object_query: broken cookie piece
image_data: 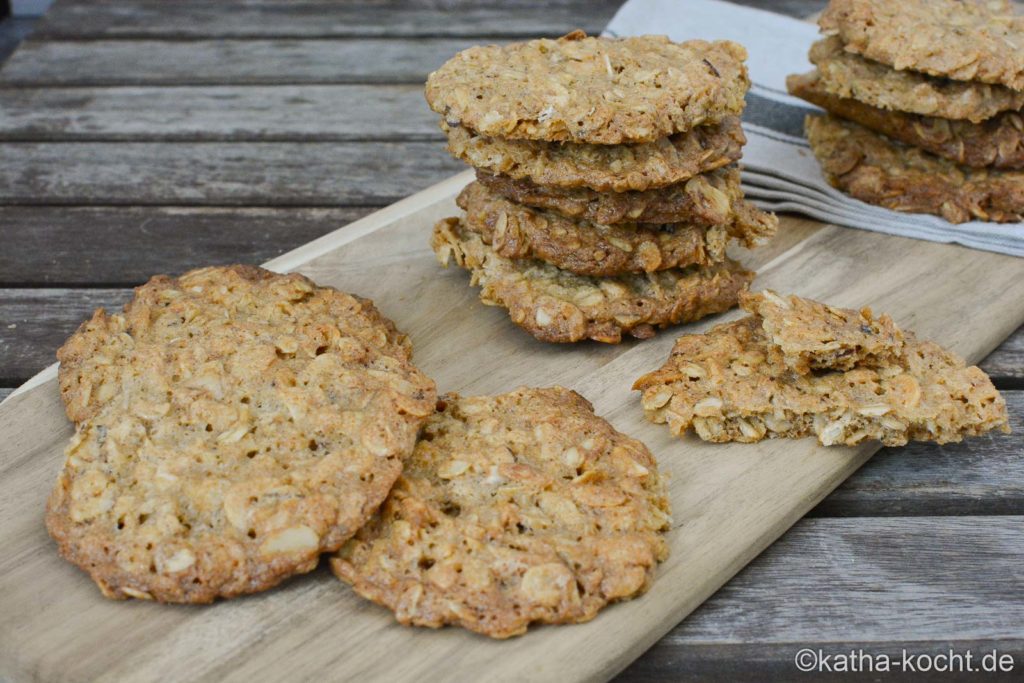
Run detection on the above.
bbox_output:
[739,289,903,374]
[635,292,1009,447]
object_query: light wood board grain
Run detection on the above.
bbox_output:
[1,170,1022,683]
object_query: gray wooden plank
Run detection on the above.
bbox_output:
[0,3,829,85]
[0,85,441,141]
[33,0,620,39]
[0,288,132,383]
[649,516,1024,645]
[0,206,374,285]
[0,39,480,85]
[0,142,464,205]
[0,18,37,64]
[982,331,1024,388]
[620,640,1024,682]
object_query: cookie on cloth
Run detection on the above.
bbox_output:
[331,387,671,638]
[805,114,1024,224]
[443,117,745,193]
[819,0,1024,89]
[457,181,729,276]
[787,71,1024,169]
[807,36,1024,123]
[49,265,437,603]
[426,30,749,144]
[431,217,753,344]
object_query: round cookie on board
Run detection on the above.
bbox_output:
[332,387,672,638]
[48,265,437,603]
[426,30,749,144]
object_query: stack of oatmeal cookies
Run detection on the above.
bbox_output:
[426,31,778,343]
[788,0,1024,224]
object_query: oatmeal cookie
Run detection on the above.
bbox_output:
[331,387,671,638]
[806,114,1024,224]
[432,217,753,343]
[425,30,749,144]
[808,37,1024,123]
[457,181,728,276]
[787,71,1024,169]
[476,168,779,241]
[634,312,1009,447]
[819,0,1024,90]
[443,117,745,193]
[739,289,903,374]
[49,265,437,603]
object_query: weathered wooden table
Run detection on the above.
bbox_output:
[0,1,1021,680]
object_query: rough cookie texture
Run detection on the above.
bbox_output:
[806,114,1024,224]
[331,387,671,638]
[49,265,437,603]
[819,0,1024,90]
[443,117,745,193]
[788,71,1024,169]
[432,217,753,343]
[457,181,727,276]
[425,30,749,144]
[808,36,1024,123]
[476,168,779,242]
[739,289,903,374]
[634,311,1009,447]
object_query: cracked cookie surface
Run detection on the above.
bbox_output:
[819,0,1024,90]
[806,114,1024,224]
[634,303,1009,448]
[475,168,779,239]
[443,117,744,193]
[426,30,749,144]
[458,181,728,276]
[331,387,671,639]
[788,71,1024,169]
[739,289,903,374]
[431,217,753,344]
[807,36,1024,123]
[49,265,437,603]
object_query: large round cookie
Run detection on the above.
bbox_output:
[807,36,1024,123]
[426,30,749,144]
[49,265,437,603]
[331,387,671,639]
[819,0,1024,90]
[787,71,1024,170]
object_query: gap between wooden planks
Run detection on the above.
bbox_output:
[1,170,1022,683]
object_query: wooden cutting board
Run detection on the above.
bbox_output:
[1,169,1022,682]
